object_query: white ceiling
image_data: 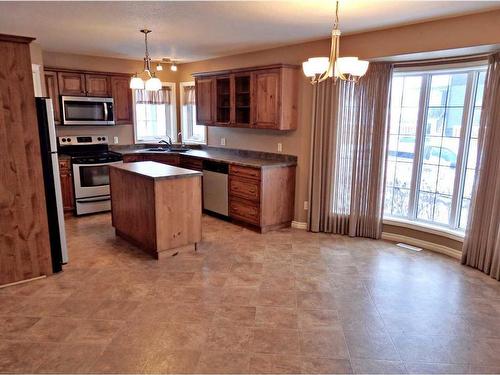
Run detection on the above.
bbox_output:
[0,1,499,63]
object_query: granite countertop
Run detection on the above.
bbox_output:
[112,145,297,169]
[111,161,203,181]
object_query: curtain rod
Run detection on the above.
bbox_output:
[392,53,491,68]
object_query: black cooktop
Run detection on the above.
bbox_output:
[69,150,122,165]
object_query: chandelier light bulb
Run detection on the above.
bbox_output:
[156,63,163,71]
[170,63,178,72]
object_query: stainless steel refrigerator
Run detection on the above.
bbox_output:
[36,97,68,272]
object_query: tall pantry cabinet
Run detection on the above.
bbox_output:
[0,34,53,286]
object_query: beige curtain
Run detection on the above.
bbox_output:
[183,85,196,105]
[308,63,392,239]
[461,52,500,280]
[134,87,171,104]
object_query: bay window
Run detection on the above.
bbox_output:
[384,65,486,231]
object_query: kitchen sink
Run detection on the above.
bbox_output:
[146,147,170,152]
[169,147,190,152]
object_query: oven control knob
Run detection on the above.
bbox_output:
[61,138,66,142]
[97,137,102,141]
[67,138,72,142]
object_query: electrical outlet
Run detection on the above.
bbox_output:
[113,136,119,144]
[303,201,309,210]
[220,137,226,146]
[277,143,283,152]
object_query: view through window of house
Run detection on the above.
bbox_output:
[384,66,486,230]
[180,82,206,144]
[134,83,176,143]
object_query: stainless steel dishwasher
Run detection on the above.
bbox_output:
[202,160,229,217]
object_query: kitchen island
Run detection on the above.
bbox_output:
[109,161,202,259]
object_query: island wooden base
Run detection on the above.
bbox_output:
[115,229,196,259]
[110,162,202,260]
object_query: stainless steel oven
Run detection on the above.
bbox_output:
[72,160,122,215]
[61,96,115,125]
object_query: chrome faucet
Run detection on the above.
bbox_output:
[159,136,172,149]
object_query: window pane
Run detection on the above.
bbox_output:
[419,165,438,192]
[444,108,463,137]
[436,166,456,195]
[471,107,481,138]
[475,71,486,106]
[434,195,452,224]
[402,76,422,107]
[425,108,445,136]
[429,74,449,106]
[459,198,471,229]
[392,187,410,217]
[447,73,467,106]
[417,192,435,221]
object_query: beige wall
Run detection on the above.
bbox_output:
[34,9,500,243]
[177,9,500,226]
[42,51,179,145]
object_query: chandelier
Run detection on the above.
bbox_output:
[130,29,162,91]
[302,0,369,84]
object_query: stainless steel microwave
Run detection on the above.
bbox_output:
[61,96,115,125]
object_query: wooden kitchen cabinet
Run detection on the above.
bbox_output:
[195,77,215,125]
[44,68,133,125]
[252,69,280,129]
[123,153,179,166]
[110,76,133,125]
[228,164,295,232]
[58,158,75,213]
[44,70,61,124]
[0,34,53,285]
[179,155,203,171]
[57,71,86,96]
[86,74,110,97]
[193,64,298,130]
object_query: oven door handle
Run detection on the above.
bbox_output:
[76,196,111,203]
[72,161,123,169]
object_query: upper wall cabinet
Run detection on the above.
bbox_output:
[196,77,215,125]
[193,64,298,131]
[85,74,110,97]
[58,71,86,96]
[44,68,133,125]
[110,76,133,125]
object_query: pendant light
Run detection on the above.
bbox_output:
[303,0,369,84]
[130,29,162,91]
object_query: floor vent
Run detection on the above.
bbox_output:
[396,243,423,252]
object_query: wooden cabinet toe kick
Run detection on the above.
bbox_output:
[115,229,197,259]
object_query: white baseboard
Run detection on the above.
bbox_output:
[291,221,307,230]
[381,232,462,260]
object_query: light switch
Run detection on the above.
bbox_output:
[113,136,119,144]
[277,143,283,152]
[220,137,226,146]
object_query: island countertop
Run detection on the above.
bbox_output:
[111,161,203,180]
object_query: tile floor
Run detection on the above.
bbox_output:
[1,213,499,374]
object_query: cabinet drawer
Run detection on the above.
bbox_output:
[229,198,260,225]
[229,165,261,180]
[180,156,203,171]
[229,176,260,202]
[123,155,144,163]
[150,154,180,166]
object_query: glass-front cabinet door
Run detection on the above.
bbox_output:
[215,76,231,125]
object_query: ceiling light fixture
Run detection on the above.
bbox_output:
[161,58,178,72]
[130,29,162,91]
[303,0,369,84]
